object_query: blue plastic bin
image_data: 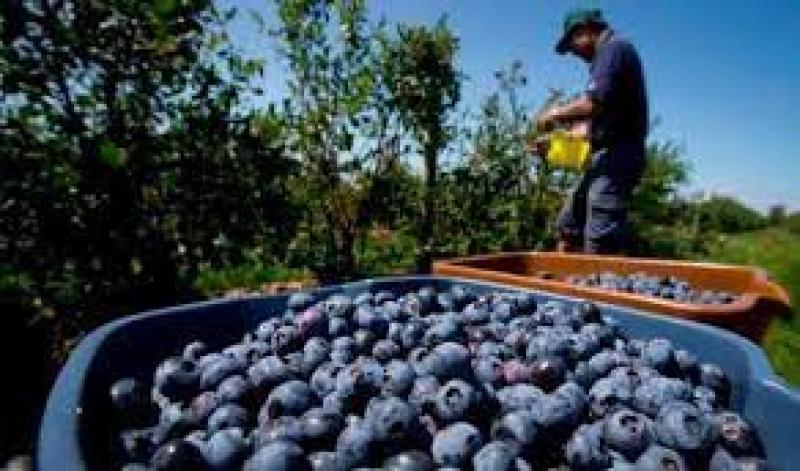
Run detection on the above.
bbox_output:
[38,276,800,470]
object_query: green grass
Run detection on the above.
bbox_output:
[699,228,800,385]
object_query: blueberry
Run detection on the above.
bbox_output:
[635,445,688,470]
[215,375,251,405]
[152,403,192,445]
[372,339,401,363]
[203,428,248,470]
[400,321,426,350]
[699,363,731,407]
[473,356,505,385]
[308,451,347,471]
[434,379,478,423]
[423,342,470,379]
[382,450,435,471]
[489,301,514,323]
[709,447,767,471]
[476,341,512,360]
[301,407,344,449]
[322,386,360,416]
[297,306,328,338]
[252,416,305,447]
[327,317,351,338]
[374,290,396,305]
[255,319,282,342]
[383,360,417,396]
[183,341,209,362]
[119,428,156,462]
[323,293,354,314]
[603,409,653,460]
[310,362,343,397]
[712,412,762,457]
[207,404,249,433]
[491,410,538,448]
[502,359,534,385]
[608,365,659,388]
[330,337,357,365]
[423,318,463,347]
[526,331,571,360]
[589,376,634,418]
[287,292,315,311]
[653,401,713,455]
[633,377,692,417]
[110,378,151,421]
[365,396,415,441]
[354,306,388,336]
[353,328,378,353]
[641,338,677,375]
[271,325,301,355]
[566,423,611,470]
[154,357,200,401]
[188,391,219,425]
[200,356,244,390]
[248,356,294,392]
[243,440,310,471]
[528,356,567,392]
[674,349,699,380]
[463,303,490,325]
[336,357,384,395]
[335,418,377,468]
[408,376,441,412]
[472,441,521,471]
[303,337,331,371]
[496,384,545,413]
[571,362,599,389]
[588,350,631,378]
[431,422,483,467]
[530,388,585,432]
[150,439,207,470]
[121,463,150,471]
[264,380,314,418]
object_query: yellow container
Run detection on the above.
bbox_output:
[546,129,591,171]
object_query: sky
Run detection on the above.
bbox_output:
[221,0,800,212]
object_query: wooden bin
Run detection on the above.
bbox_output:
[433,252,791,340]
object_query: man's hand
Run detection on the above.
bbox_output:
[536,105,562,131]
[525,134,550,156]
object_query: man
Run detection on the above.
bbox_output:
[537,8,648,254]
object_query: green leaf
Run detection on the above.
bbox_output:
[153,0,177,17]
[99,140,127,168]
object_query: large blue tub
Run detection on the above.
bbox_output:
[38,276,800,469]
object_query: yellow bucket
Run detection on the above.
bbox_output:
[545,129,591,171]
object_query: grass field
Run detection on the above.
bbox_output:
[700,228,800,385]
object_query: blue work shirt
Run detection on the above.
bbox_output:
[587,31,648,164]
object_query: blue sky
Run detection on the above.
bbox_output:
[222,0,799,211]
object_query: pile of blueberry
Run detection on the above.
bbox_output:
[565,272,738,305]
[109,286,766,470]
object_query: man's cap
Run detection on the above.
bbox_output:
[555,8,608,54]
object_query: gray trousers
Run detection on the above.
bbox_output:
[557,147,645,254]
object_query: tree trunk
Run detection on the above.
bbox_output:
[417,140,438,273]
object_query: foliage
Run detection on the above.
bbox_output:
[272,0,402,279]
[695,195,767,234]
[380,18,461,271]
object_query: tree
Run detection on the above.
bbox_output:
[0,0,298,457]
[769,205,787,226]
[272,0,396,279]
[380,19,461,272]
